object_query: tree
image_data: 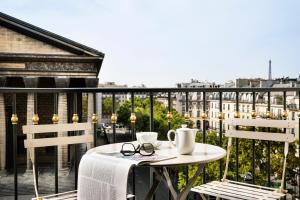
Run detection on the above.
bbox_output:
[102,97,120,117]
[116,97,186,140]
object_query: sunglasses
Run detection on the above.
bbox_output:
[120,143,155,156]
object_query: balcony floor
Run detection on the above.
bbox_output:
[0,169,75,199]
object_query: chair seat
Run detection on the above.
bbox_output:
[32,191,135,200]
[191,180,286,200]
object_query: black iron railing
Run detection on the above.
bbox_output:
[0,87,299,200]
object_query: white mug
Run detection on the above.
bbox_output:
[136,132,158,145]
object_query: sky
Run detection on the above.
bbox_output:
[1,0,300,87]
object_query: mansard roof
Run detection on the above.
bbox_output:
[0,12,104,57]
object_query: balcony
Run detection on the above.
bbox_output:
[0,87,299,200]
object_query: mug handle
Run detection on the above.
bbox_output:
[167,130,176,147]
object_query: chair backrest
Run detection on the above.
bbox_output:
[23,122,93,199]
[23,122,93,149]
[224,118,297,143]
[222,118,297,192]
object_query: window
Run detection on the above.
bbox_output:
[223,104,225,110]
[228,104,230,110]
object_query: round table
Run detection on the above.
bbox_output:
[87,141,226,200]
[88,141,226,166]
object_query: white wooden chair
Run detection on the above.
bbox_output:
[23,122,135,200]
[191,118,297,200]
[23,122,93,200]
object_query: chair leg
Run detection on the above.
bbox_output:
[200,193,207,200]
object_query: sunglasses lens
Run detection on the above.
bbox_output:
[140,143,154,156]
[121,143,135,156]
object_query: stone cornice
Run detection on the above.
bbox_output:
[0,71,96,78]
[0,53,103,63]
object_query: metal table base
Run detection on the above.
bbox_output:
[145,164,204,200]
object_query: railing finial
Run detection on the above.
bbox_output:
[32,114,39,125]
[11,114,18,125]
[52,114,59,124]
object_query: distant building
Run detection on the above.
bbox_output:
[174,79,217,125]
[208,77,300,131]
[126,84,148,100]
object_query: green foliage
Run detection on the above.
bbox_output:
[102,97,120,116]
[82,95,87,120]
[116,97,186,140]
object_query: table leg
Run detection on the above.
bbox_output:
[160,165,204,200]
[145,165,204,200]
[144,168,163,200]
[162,167,178,199]
[177,164,204,200]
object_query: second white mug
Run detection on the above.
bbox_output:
[136,132,158,145]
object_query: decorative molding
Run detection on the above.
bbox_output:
[26,62,97,72]
[0,63,25,69]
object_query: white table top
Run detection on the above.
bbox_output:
[87,141,226,167]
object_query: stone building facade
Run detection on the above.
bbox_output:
[0,12,104,171]
[208,79,300,132]
[175,79,214,126]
